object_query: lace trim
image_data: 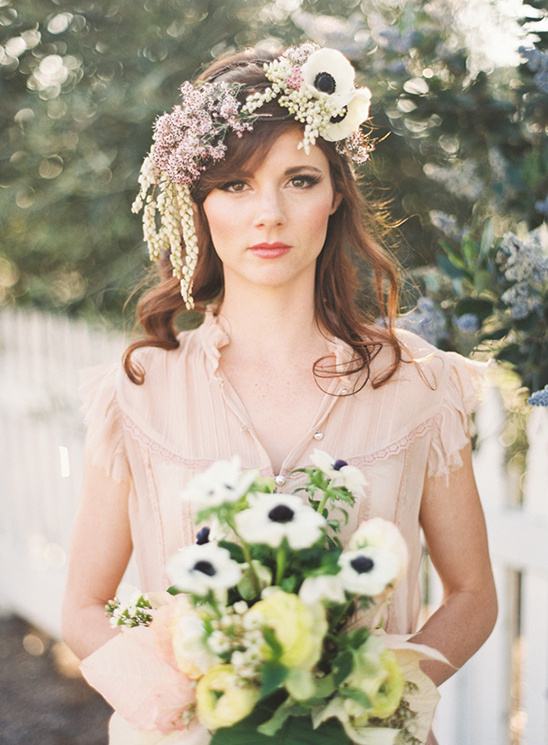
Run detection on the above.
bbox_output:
[121,409,439,472]
[281,416,440,480]
[120,411,210,469]
[348,415,439,468]
[120,410,274,475]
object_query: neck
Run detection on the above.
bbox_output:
[217,282,326,361]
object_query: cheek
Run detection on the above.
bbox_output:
[299,194,336,241]
[203,196,235,248]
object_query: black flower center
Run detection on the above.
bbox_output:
[350,556,375,574]
[268,505,295,523]
[193,560,216,576]
[195,527,210,545]
[330,107,348,124]
[334,459,348,471]
[314,71,337,95]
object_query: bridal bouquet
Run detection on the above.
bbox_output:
[82,451,444,745]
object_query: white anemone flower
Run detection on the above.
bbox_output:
[348,517,408,586]
[338,546,401,597]
[235,493,326,549]
[299,574,346,606]
[323,89,371,142]
[167,543,242,596]
[181,456,258,507]
[301,48,355,100]
[309,449,367,498]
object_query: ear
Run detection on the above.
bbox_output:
[330,192,343,215]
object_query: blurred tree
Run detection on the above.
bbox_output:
[0,0,302,322]
[0,0,546,326]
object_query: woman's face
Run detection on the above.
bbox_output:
[202,127,341,295]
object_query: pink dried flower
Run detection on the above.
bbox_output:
[286,67,303,90]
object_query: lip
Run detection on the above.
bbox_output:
[248,242,292,258]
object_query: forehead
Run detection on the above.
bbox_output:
[237,127,330,176]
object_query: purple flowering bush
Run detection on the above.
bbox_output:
[404,219,548,401]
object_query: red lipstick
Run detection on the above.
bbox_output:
[248,242,291,258]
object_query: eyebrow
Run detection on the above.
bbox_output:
[229,165,324,180]
[284,166,324,176]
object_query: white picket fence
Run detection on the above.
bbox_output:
[1,308,547,745]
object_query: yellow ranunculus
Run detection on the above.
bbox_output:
[251,591,327,671]
[345,636,405,723]
[196,664,260,730]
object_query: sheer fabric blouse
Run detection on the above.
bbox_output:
[80,311,486,636]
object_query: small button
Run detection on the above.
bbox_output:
[313,431,324,440]
[275,475,286,486]
[341,387,348,395]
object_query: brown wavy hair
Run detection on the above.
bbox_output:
[123,46,403,390]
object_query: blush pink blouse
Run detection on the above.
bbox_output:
[80,311,486,638]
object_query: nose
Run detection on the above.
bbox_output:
[252,187,285,229]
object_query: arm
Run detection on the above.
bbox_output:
[62,450,133,660]
[411,442,497,686]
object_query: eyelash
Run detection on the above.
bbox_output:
[218,175,321,192]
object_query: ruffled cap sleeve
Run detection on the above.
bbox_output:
[426,352,489,480]
[79,363,130,483]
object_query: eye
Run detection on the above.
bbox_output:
[218,180,249,193]
[289,174,321,189]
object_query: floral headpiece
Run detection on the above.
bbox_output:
[132,44,373,309]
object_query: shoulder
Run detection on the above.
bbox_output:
[366,327,488,428]
[117,327,203,400]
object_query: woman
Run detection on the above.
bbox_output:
[62,43,497,742]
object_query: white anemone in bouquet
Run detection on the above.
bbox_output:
[338,545,401,596]
[180,456,259,507]
[348,516,409,582]
[310,449,367,497]
[235,493,326,549]
[167,543,242,597]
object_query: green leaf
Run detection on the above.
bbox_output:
[263,627,283,660]
[332,650,354,686]
[257,699,304,736]
[210,702,351,745]
[479,219,495,261]
[472,269,494,294]
[260,662,288,699]
[437,253,465,280]
[515,313,540,332]
[340,686,373,709]
[280,575,297,593]
[495,344,522,365]
[218,540,246,563]
[346,627,370,650]
[462,235,479,266]
[455,297,494,320]
[479,326,508,342]
[439,240,466,268]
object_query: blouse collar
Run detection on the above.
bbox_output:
[197,308,356,387]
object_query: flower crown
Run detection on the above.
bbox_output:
[132,43,373,309]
